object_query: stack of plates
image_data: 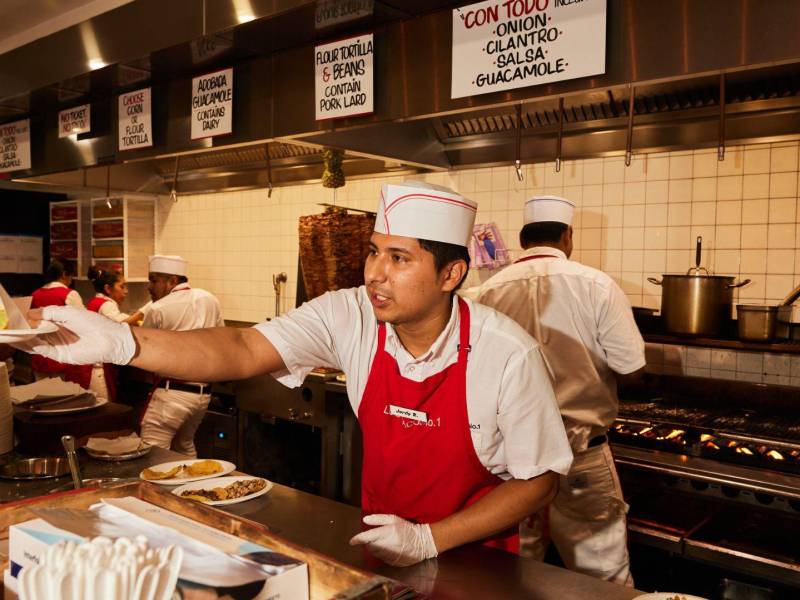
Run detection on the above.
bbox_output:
[0,363,12,454]
[10,378,104,415]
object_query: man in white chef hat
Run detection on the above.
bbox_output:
[18,181,572,567]
[139,255,224,456]
[465,195,645,586]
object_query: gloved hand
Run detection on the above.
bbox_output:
[349,514,438,567]
[13,306,137,366]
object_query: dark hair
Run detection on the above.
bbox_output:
[417,238,471,291]
[176,275,188,284]
[87,265,123,294]
[520,222,568,248]
[45,258,77,282]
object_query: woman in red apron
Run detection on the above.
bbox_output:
[71,266,146,400]
[30,258,84,382]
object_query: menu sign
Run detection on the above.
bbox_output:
[58,104,91,138]
[118,88,153,151]
[0,119,31,172]
[314,0,374,29]
[315,33,374,120]
[191,68,233,139]
[451,0,606,99]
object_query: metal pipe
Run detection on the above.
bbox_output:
[266,144,273,198]
[718,72,727,161]
[555,97,564,172]
[105,166,112,208]
[170,156,180,202]
[514,103,523,181]
[625,84,635,166]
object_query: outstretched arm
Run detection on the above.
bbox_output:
[19,306,286,381]
[129,325,285,381]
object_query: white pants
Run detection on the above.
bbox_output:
[521,443,634,587]
[140,387,210,458]
[89,365,109,401]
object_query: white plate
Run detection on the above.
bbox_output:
[172,476,272,506]
[139,459,236,485]
[85,444,153,461]
[0,321,58,343]
[633,594,709,600]
[27,396,107,415]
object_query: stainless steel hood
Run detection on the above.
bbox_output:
[4,0,800,195]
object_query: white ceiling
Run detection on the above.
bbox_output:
[0,0,133,56]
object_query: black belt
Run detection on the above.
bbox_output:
[157,380,207,394]
[587,434,608,448]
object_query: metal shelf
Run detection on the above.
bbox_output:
[643,333,800,354]
[91,216,123,222]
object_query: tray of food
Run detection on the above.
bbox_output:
[140,459,235,485]
[173,476,272,505]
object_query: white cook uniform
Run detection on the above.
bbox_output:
[254,286,573,481]
[140,283,224,457]
[467,246,645,586]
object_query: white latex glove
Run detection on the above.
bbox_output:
[13,305,137,366]
[349,514,438,567]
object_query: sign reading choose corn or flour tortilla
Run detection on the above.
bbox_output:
[451,0,607,99]
[118,88,152,151]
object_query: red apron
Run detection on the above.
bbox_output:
[70,296,118,401]
[30,286,83,383]
[358,297,518,553]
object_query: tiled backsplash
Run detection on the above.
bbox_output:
[156,140,800,385]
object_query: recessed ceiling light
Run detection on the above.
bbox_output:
[88,58,107,71]
[237,13,255,23]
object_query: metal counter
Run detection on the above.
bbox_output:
[1,447,643,599]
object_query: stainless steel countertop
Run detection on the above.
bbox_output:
[1,447,643,599]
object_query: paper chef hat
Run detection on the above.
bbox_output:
[523,195,576,226]
[374,181,477,247]
[149,255,188,276]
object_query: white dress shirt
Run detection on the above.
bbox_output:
[142,283,224,331]
[42,281,83,307]
[466,247,646,452]
[254,287,573,481]
[93,294,130,323]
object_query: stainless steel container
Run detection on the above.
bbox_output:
[647,237,750,336]
[737,305,778,342]
[0,458,69,479]
[648,274,749,336]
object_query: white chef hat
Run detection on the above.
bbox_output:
[523,195,575,226]
[148,255,188,276]
[374,181,477,247]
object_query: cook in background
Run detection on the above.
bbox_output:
[139,255,224,457]
[30,258,85,382]
[465,195,645,586]
[18,182,573,568]
[71,265,151,401]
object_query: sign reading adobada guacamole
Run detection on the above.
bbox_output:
[451,0,606,99]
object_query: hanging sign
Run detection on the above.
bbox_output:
[451,0,607,99]
[58,104,91,138]
[315,33,374,120]
[315,0,374,29]
[118,87,152,151]
[0,119,31,172]
[191,68,233,139]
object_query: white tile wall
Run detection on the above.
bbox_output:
[157,141,800,384]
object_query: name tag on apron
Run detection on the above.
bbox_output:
[387,405,428,423]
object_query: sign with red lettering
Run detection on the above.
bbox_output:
[451,0,606,99]
[315,33,374,120]
[0,119,31,172]
[118,87,152,151]
[191,68,233,139]
[58,104,90,138]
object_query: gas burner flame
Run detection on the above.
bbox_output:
[735,446,754,456]
[766,450,785,461]
[700,434,714,442]
[665,429,685,440]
